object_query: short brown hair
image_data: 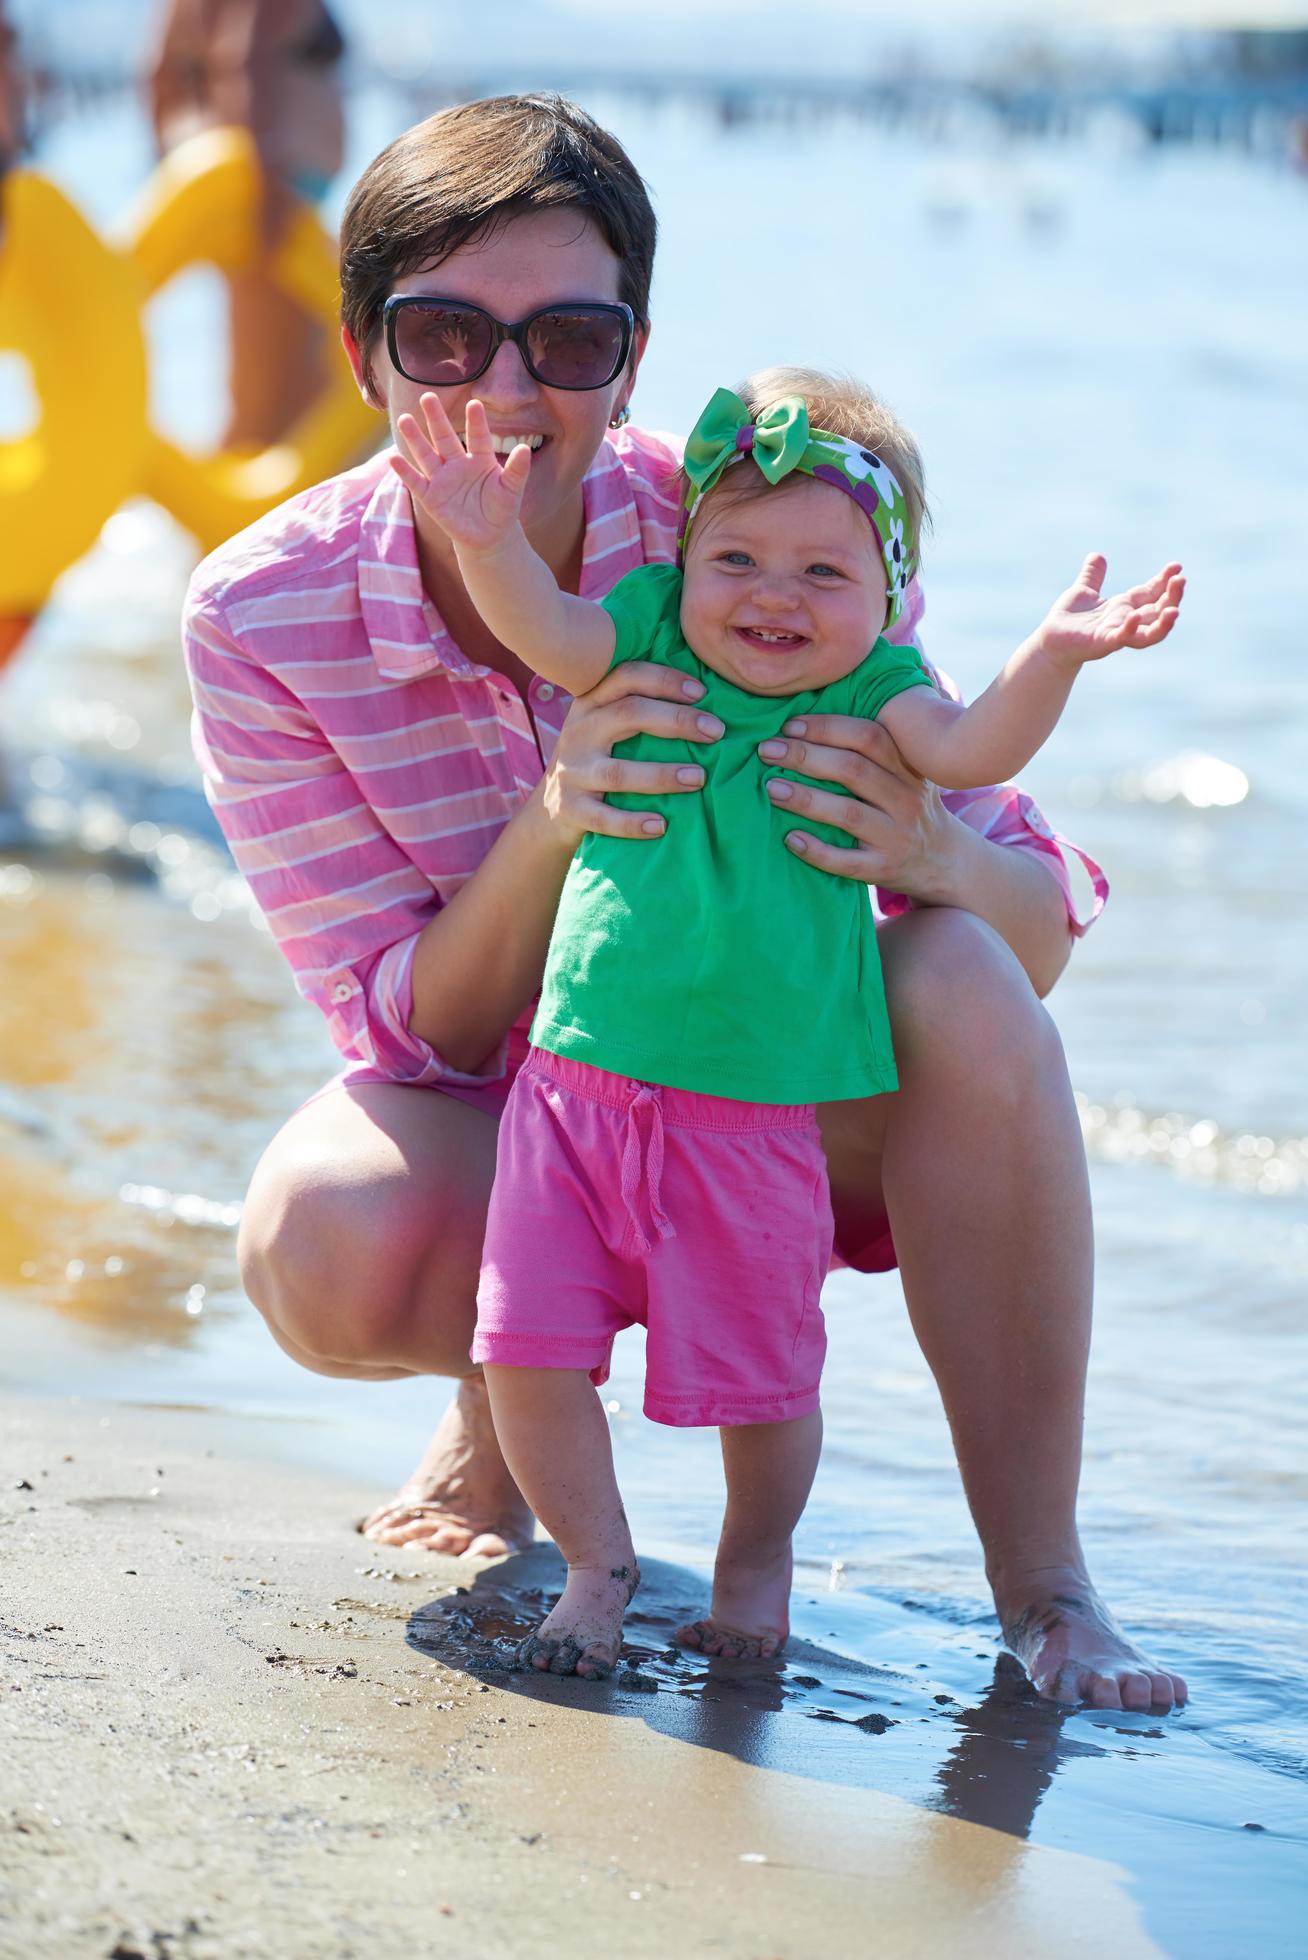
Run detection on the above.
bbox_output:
[730,366,930,560]
[340,93,657,403]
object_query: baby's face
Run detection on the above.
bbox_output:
[679,474,888,697]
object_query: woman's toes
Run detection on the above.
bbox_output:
[463,1530,513,1559]
[413,1524,475,1554]
[1087,1672,1124,1710]
[359,1513,407,1543]
[1146,1671,1178,1709]
[1120,1671,1155,1713]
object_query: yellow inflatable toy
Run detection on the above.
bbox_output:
[119,127,376,553]
[0,170,150,624]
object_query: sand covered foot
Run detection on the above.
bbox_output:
[675,1545,792,1660]
[517,1562,641,1680]
[359,1380,535,1558]
[998,1565,1189,1711]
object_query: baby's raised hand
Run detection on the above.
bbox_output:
[1035,553,1185,667]
[390,395,532,554]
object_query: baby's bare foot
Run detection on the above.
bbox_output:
[675,1544,792,1660]
[997,1563,1189,1711]
[517,1561,641,1680]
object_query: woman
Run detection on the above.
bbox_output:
[184,93,1185,1712]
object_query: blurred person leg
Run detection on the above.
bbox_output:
[145,0,345,448]
[0,0,24,184]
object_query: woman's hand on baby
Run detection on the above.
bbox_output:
[758,716,954,895]
[390,395,530,554]
[542,662,724,851]
[1031,553,1185,668]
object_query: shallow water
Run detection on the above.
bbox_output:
[2,83,1306,1957]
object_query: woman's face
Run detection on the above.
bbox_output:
[345,208,645,544]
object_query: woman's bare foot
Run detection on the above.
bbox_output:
[996,1562,1188,1711]
[675,1544,793,1660]
[517,1562,641,1679]
[359,1379,536,1557]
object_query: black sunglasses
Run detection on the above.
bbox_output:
[383,296,635,392]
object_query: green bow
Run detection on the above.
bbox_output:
[677,383,919,626]
[682,388,812,507]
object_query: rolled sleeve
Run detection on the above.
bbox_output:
[341,935,508,1088]
[874,783,1108,938]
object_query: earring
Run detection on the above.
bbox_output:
[609,405,631,429]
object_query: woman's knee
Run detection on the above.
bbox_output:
[237,1147,483,1370]
[881,907,1067,1095]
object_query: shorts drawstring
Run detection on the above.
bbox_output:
[619,1083,675,1252]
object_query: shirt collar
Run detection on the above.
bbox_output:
[358,440,644,683]
[358,462,465,683]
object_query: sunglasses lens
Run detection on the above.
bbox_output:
[526,309,626,389]
[393,303,491,384]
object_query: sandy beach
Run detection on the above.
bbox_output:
[0,1391,1169,1960]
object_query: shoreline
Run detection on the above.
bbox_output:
[0,1391,1162,1959]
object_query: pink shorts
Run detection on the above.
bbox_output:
[307,1025,898,1275]
[472,1049,834,1428]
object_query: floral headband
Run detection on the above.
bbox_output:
[680,387,917,625]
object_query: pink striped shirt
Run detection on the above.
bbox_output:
[183,427,1105,1094]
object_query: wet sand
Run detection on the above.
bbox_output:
[0,1391,1166,1960]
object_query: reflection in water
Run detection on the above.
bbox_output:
[932,1652,1106,1837]
[401,1548,1111,1842]
[0,895,103,1088]
[0,1148,236,1348]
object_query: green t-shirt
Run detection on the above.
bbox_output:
[531,563,935,1103]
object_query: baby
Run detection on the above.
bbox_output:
[392,369,1184,1679]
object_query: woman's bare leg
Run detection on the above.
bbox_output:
[482,1366,639,1679]
[819,906,1187,1713]
[676,1410,823,1660]
[237,1081,533,1557]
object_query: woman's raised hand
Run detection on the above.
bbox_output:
[1033,553,1185,667]
[390,395,532,554]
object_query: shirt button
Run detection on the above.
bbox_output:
[331,982,353,1004]
[535,682,555,702]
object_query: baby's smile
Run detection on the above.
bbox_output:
[679,473,888,698]
[735,626,808,646]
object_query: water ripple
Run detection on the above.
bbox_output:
[1077,1093,1305,1197]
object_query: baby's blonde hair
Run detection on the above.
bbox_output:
[726,366,929,560]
